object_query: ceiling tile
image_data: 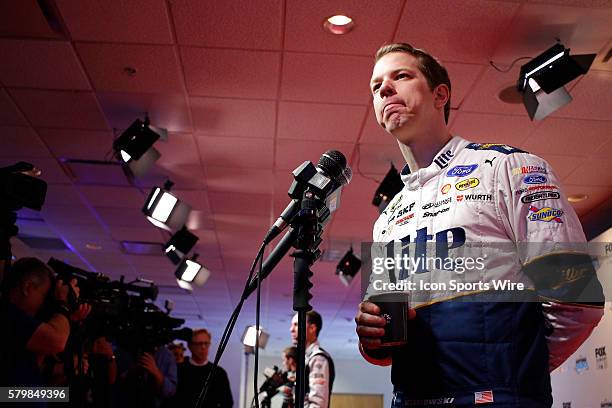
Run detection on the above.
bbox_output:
[450,112,538,148]
[43,184,82,206]
[0,126,50,158]
[459,66,528,115]
[182,47,281,99]
[285,0,402,55]
[9,89,109,130]
[76,185,146,208]
[445,63,487,109]
[395,0,520,63]
[208,191,272,216]
[185,210,216,230]
[278,102,365,142]
[94,206,153,228]
[592,137,612,158]
[492,3,612,65]
[196,135,274,169]
[212,214,272,235]
[36,128,114,160]
[190,97,276,138]
[359,113,395,144]
[354,142,404,176]
[275,139,355,171]
[522,117,612,156]
[0,39,90,90]
[96,92,193,133]
[0,156,71,184]
[205,166,275,194]
[550,70,612,121]
[0,0,60,38]
[140,132,207,189]
[0,88,28,126]
[281,53,372,104]
[563,184,612,213]
[540,155,586,181]
[41,204,100,225]
[329,175,381,221]
[170,189,211,212]
[564,158,612,186]
[170,0,283,49]
[75,43,183,93]
[108,226,164,243]
[56,0,173,43]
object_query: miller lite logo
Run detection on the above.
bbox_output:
[434,149,454,169]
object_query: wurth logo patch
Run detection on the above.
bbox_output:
[456,194,492,202]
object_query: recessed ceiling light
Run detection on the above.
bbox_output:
[323,15,354,35]
[568,194,588,203]
[85,243,102,250]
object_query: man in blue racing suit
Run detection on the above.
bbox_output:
[354,43,604,408]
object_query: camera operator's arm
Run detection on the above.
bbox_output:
[26,279,90,354]
[139,350,177,398]
[25,279,72,354]
[92,337,117,385]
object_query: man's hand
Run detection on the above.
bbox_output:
[138,352,164,387]
[54,278,79,303]
[70,303,91,322]
[355,301,416,349]
[355,301,387,349]
[92,337,114,358]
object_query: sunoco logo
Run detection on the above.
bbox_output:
[455,178,479,191]
[527,205,563,223]
[520,191,560,203]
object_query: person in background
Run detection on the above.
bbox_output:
[174,328,233,407]
[168,342,186,364]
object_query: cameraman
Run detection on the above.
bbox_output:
[0,257,90,387]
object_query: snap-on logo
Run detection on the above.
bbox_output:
[446,164,478,177]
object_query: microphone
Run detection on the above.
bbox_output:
[264,150,352,244]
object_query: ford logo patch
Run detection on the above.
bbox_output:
[446,164,478,177]
[523,174,547,185]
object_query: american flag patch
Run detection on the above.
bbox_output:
[474,390,494,404]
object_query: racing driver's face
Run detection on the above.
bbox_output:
[370,52,440,145]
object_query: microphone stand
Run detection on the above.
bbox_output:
[291,190,326,408]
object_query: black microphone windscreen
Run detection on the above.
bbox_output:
[318,150,352,186]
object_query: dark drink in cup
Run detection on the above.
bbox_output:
[367,292,410,347]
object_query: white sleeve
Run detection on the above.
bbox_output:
[494,152,604,371]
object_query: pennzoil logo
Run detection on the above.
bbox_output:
[527,205,563,223]
[455,178,479,191]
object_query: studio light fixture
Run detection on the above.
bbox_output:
[335,247,361,286]
[372,164,404,213]
[241,325,269,354]
[164,226,199,265]
[175,253,210,289]
[517,43,596,120]
[113,116,167,177]
[143,180,192,231]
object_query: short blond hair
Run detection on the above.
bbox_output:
[190,328,211,342]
